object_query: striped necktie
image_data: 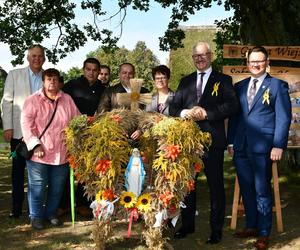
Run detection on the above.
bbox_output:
[247,79,258,108]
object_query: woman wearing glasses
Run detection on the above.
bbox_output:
[146,65,174,115]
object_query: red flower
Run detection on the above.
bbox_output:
[110,114,122,123]
[95,159,111,174]
[159,191,174,207]
[194,163,202,173]
[68,155,78,169]
[102,189,116,201]
[87,116,95,124]
[187,180,195,192]
[164,144,181,161]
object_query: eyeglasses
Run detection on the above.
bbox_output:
[192,52,210,59]
[248,60,267,65]
[154,76,167,81]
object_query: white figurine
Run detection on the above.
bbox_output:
[125,148,146,197]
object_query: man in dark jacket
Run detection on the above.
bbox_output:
[170,42,239,244]
[60,58,105,217]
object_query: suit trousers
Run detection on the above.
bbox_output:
[181,149,225,234]
[10,138,26,215]
[233,149,273,236]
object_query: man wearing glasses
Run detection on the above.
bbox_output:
[227,46,291,250]
[170,42,239,244]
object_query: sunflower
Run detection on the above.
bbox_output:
[119,191,137,208]
[137,193,152,212]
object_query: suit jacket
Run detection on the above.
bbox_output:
[1,66,33,139]
[170,70,239,150]
[227,74,291,153]
[145,90,174,115]
[97,83,149,113]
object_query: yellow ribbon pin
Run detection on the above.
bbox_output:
[262,88,270,105]
[212,82,220,96]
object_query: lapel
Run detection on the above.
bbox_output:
[23,66,31,96]
[151,94,158,111]
[248,74,272,113]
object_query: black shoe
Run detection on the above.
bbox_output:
[9,212,21,218]
[48,217,63,226]
[174,228,195,239]
[31,218,44,230]
[206,231,222,244]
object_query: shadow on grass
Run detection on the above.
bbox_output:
[0,148,299,249]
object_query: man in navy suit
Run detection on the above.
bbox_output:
[227,46,291,250]
[170,42,239,243]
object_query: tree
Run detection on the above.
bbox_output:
[88,41,159,91]
[1,0,299,65]
[60,67,82,83]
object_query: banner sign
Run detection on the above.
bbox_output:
[223,45,300,61]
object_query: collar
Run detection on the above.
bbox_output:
[250,72,267,83]
[197,66,212,76]
[28,67,43,77]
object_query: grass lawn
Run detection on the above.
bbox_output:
[0,148,299,250]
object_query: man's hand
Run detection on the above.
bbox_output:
[227,145,234,157]
[130,130,141,140]
[187,106,207,121]
[3,129,13,142]
[270,147,283,161]
[34,145,45,158]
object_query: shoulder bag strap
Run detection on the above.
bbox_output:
[38,99,59,139]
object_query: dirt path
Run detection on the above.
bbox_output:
[0,149,300,250]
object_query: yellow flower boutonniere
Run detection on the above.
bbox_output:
[211,82,220,96]
[262,88,270,105]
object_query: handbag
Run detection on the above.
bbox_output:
[15,100,59,159]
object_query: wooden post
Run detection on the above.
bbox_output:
[230,162,283,232]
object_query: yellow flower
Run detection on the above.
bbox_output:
[96,190,102,203]
[120,191,137,209]
[137,193,152,212]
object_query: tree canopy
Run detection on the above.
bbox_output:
[1,0,299,65]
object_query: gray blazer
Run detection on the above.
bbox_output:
[146,90,174,115]
[1,66,41,139]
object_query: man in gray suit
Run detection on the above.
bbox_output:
[1,44,45,218]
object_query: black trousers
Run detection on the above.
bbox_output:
[10,138,26,215]
[59,176,90,209]
[181,149,225,233]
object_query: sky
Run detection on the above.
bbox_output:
[0,1,233,72]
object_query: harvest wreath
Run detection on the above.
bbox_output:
[65,109,211,250]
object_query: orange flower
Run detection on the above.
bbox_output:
[87,116,95,124]
[68,155,77,169]
[155,116,162,123]
[95,159,111,174]
[187,180,195,192]
[159,191,174,207]
[164,144,181,161]
[110,114,122,123]
[102,189,116,201]
[194,163,202,173]
[141,151,148,164]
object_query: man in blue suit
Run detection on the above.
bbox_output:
[228,46,291,250]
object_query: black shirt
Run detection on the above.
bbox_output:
[63,75,105,116]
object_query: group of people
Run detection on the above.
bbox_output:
[1,42,291,250]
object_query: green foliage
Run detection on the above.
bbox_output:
[1,0,299,66]
[0,68,7,101]
[60,67,82,83]
[88,41,159,91]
